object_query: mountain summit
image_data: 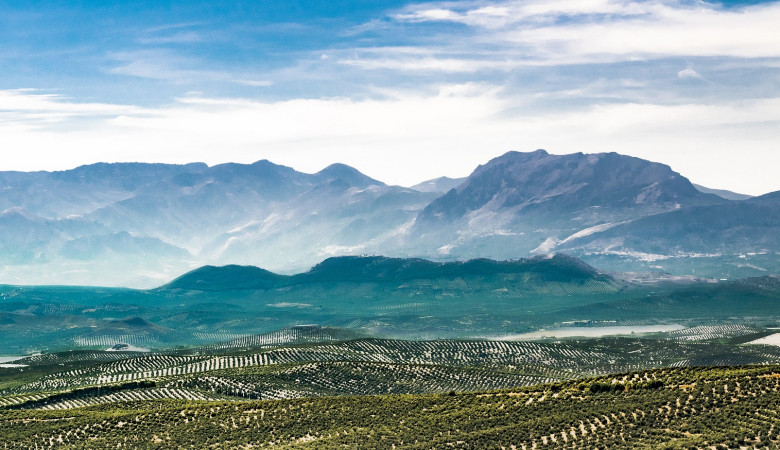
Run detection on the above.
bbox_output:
[414,150,721,232]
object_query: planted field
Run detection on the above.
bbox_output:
[663,324,766,342]
[0,365,778,448]
[3,334,780,411]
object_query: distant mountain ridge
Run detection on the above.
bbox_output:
[0,150,776,286]
[411,176,466,194]
[693,183,753,201]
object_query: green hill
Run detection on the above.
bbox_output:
[3,256,780,354]
[160,254,612,291]
[162,264,286,291]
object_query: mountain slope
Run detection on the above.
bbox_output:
[407,150,729,265]
[414,150,722,231]
[163,264,287,291]
[555,190,780,275]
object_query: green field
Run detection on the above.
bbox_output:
[1,363,778,448]
[3,328,780,405]
[2,322,780,447]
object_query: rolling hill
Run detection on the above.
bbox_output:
[1,346,778,449]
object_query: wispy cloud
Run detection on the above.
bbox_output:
[0,89,143,126]
[143,21,208,34]
[388,0,780,65]
[137,31,204,45]
[395,0,656,28]
[106,50,272,87]
[232,79,274,87]
[106,50,205,81]
[339,50,518,73]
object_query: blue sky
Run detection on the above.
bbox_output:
[1,0,779,195]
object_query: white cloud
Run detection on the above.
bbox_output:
[0,87,778,196]
[677,67,701,79]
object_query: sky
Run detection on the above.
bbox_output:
[1,0,779,195]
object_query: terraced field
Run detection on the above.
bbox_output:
[1,365,778,448]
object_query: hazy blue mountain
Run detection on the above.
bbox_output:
[86,160,315,246]
[0,208,121,264]
[559,190,780,253]
[0,151,775,286]
[408,150,726,261]
[0,162,207,219]
[314,163,384,188]
[0,209,64,264]
[693,183,753,201]
[411,176,466,194]
[415,150,723,227]
[0,160,436,285]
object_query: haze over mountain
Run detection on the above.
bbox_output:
[410,176,466,194]
[0,150,776,286]
[692,184,753,201]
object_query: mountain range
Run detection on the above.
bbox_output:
[0,149,776,286]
